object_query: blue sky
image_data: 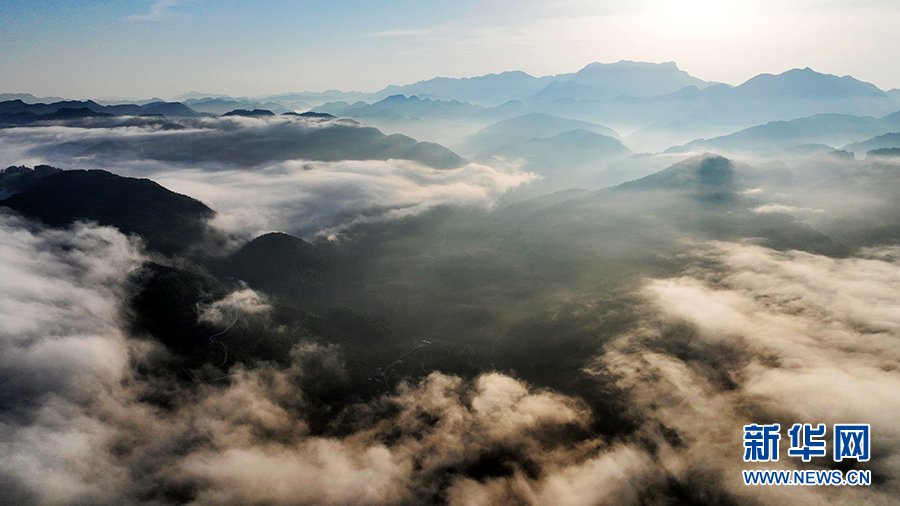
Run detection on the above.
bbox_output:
[2,0,899,99]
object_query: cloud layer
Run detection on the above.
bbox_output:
[0,212,655,505]
[2,123,899,504]
[3,206,898,505]
[0,119,537,240]
[595,241,900,505]
[0,212,145,503]
[148,158,536,240]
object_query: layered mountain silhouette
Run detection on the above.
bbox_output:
[377,70,554,105]
[844,131,900,155]
[374,61,711,105]
[464,113,619,155]
[8,58,900,504]
[625,69,898,151]
[185,97,292,115]
[532,61,710,102]
[672,111,900,155]
[867,147,900,158]
[0,92,68,103]
[483,129,630,160]
[31,116,467,169]
[303,65,895,154]
[9,62,897,157]
[176,61,713,109]
[554,154,842,254]
[480,129,632,199]
[313,95,483,120]
[304,65,900,154]
[0,99,199,124]
[888,89,900,105]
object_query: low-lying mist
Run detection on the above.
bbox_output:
[2,115,900,505]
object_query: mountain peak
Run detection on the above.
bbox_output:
[546,60,709,99]
[736,68,888,99]
[613,154,737,194]
[221,109,275,117]
[1,168,214,255]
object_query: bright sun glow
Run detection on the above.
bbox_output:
[649,0,749,34]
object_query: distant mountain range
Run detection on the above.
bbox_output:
[672,110,900,155]
[0,99,200,124]
[313,95,483,120]
[7,63,896,121]
[25,115,466,170]
[888,89,900,104]
[377,70,551,106]
[478,128,632,198]
[463,113,619,155]
[376,61,712,105]
[0,93,69,104]
[4,62,899,155]
[843,132,900,155]
[184,97,294,115]
[299,65,899,154]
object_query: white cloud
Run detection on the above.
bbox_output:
[147,158,536,240]
[0,212,146,503]
[752,204,826,214]
[0,219,655,504]
[595,241,900,503]
[0,118,537,241]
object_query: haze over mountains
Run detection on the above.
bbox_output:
[5,60,900,222]
[5,61,900,159]
[673,111,900,156]
[3,60,900,505]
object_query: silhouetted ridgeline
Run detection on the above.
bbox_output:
[1,166,214,255]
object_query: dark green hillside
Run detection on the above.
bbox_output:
[1,168,214,255]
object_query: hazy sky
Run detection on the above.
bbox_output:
[2,0,899,99]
